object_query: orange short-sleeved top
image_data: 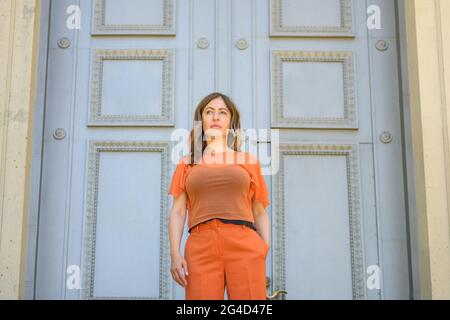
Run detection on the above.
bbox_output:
[167,151,270,231]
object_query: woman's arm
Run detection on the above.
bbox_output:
[252,199,270,248]
[168,192,187,255]
[168,192,189,287]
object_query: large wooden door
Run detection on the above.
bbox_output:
[31,0,411,299]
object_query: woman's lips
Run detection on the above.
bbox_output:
[210,125,221,129]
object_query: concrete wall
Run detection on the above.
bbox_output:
[0,0,40,299]
[405,0,450,299]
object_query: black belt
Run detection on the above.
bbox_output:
[188,218,257,233]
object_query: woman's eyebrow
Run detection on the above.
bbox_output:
[204,107,229,111]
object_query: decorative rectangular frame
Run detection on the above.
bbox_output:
[88,49,175,127]
[82,140,172,299]
[270,0,354,37]
[271,143,365,299]
[271,50,358,129]
[91,0,176,35]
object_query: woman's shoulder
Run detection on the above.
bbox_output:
[175,154,192,166]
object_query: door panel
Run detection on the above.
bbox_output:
[36,0,187,299]
[230,0,410,299]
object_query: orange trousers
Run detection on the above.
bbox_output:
[184,218,269,300]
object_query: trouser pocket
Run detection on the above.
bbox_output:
[249,229,269,258]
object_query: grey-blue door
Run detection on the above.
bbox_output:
[30,0,411,299]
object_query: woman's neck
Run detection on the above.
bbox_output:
[204,140,234,155]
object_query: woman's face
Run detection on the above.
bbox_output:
[202,97,232,140]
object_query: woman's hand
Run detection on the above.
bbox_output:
[170,252,189,288]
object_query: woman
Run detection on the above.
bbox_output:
[167,92,270,300]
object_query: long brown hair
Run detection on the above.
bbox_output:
[188,92,242,165]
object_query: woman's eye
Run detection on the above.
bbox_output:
[204,110,228,116]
